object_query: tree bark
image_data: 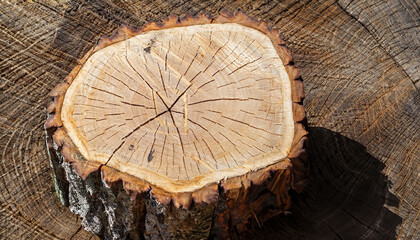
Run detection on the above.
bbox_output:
[0,0,418,240]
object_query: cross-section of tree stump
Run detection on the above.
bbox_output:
[44,11,308,239]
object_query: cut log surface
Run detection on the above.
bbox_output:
[61,23,296,192]
[1,0,419,240]
[43,12,307,239]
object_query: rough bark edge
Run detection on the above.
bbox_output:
[44,10,308,209]
[211,168,294,238]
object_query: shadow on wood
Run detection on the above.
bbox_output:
[246,127,402,239]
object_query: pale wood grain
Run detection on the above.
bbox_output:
[61,23,295,192]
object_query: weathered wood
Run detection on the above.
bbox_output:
[0,0,419,239]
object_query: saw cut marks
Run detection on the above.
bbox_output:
[61,23,295,192]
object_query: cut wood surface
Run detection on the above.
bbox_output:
[58,22,296,193]
[0,0,419,239]
[43,12,307,238]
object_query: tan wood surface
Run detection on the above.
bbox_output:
[60,23,295,192]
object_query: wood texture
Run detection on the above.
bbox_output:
[0,0,419,239]
[45,11,307,209]
[43,12,307,238]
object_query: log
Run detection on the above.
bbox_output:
[44,11,308,239]
[1,0,419,240]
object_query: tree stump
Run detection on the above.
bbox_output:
[44,11,308,239]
